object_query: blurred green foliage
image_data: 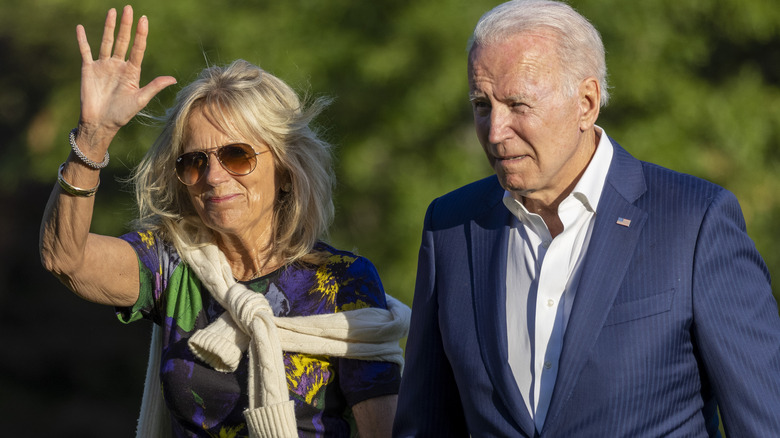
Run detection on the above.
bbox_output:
[2,0,779,310]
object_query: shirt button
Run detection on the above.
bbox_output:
[547,299,555,307]
[542,240,551,248]
[544,362,552,370]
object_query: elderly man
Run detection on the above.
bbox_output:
[393,0,780,436]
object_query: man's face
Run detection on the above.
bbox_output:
[468,31,596,206]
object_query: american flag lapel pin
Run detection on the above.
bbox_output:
[616,217,632,227]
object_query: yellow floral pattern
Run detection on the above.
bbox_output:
[285,353,332,406]
[314,255,357,307]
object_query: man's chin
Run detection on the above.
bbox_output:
[498,177,532,197]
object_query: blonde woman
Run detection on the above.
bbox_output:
[40,6,408,438]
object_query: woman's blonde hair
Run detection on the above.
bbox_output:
[130,59,334,264]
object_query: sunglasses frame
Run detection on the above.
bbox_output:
[175,143,269,186]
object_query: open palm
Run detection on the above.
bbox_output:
[76,6,176,138]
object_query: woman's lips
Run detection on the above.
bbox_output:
[206,193,240,203]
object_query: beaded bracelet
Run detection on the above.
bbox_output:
[57,163,100,197]
[69,128,110,169]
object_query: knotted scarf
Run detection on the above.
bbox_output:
[134,241,410,438]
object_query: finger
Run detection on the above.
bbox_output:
[112,5,134,59]
[127,15,148,68]
[75,24,94,64]
[98,8,117,60]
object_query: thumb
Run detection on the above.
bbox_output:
[138,75,177,106]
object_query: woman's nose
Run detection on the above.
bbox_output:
[203,153,230,185]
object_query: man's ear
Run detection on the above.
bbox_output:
[578,76,600,131]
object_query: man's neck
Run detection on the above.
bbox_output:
[520,128,601,238]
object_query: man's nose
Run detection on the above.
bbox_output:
[488,106,512,145]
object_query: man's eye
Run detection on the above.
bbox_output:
[472,100,490,113]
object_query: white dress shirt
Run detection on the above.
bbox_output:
[504,128,613,430]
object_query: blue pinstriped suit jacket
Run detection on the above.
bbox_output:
[393,140,780,437]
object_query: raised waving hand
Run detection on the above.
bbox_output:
[39,6,176,307]
[75,5,176,149]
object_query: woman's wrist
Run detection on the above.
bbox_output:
[57,163,100,197]
[69,127,110,169]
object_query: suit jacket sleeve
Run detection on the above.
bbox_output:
[393,200,469,437]
[691,189,780,434]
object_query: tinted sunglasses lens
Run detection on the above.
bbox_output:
[218,144,257,175]
[176,152,207,185]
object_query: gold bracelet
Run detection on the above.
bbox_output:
[57,163,100,197]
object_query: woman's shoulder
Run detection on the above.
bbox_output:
[311,242,380,276]
[299,242,387,312]
[313,241,365,259]
[120,230,182,275]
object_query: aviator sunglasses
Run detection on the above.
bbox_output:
[175,143,269,185]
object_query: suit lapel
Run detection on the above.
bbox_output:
[470,182,537,437]
[543,141,648,432]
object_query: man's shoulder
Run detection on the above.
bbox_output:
[440,174,502,201]
[425,175,504,224]
[609,139,728,202]
[638,159,727,200]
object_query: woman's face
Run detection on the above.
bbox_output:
[181,108,281,246]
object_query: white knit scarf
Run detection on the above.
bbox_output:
[134,241,410,438]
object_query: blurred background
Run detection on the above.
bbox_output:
[1,0,778,436]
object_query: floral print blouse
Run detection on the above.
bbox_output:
[118,231,401,437]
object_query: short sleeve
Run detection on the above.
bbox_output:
[334,254,388,312]
[339,359,401,407]
[332,254,401,405]
[116,230,181,324]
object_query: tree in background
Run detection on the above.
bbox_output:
[3,0,778,306]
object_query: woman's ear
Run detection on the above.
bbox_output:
[280,170,293,193]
